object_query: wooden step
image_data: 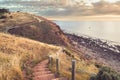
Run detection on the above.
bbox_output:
[33,71,52,76]
[33,68,49,72]
[32,59,68,80]
[52,77,68,80]
[36,65,48,67]
[33,74,55,80]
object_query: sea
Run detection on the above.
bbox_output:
[54,21,120,43]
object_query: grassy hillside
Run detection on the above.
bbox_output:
[0,32,60,80]
[0,12,70,46]
[0,12,99,80]
[0,32,99,80]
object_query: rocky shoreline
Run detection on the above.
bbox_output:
[66,33,120,73]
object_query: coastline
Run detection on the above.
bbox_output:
[66,32,120,46]
[65,33,120,73]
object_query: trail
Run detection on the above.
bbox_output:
[32,48,68,80]
[33,16,43,23]
[4,16,43,33]
[32,60,55,80]
[32,60,67,80]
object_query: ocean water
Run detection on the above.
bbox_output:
[54,21,120,43]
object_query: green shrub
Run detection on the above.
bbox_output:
[90,75,96,80]
[90,67,120,80]
[0,8,9,14]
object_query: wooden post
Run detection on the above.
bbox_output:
[49,56,52,67]
[56,58,60,76]
[72,60,76,80]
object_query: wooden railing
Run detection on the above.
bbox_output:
[48,56,76,80]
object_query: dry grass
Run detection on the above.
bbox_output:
[0,32,60,80]
[0,12,35,28]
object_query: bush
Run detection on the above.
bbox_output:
[95,63,102,68]
[0,8,9,19]
[0,15,7,19]
[0,8,9,14]
[90,75,96,80]
[90,67,120,80]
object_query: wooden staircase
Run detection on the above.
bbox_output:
[32,60,68,80]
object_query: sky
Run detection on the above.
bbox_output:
[84,0,119,3]
[0,0,119,3]
[0,0,120,19]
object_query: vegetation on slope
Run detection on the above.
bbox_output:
[0,8,10,19]
[90,67,120,80]
[0,8,9,14]
[0,33,60,80]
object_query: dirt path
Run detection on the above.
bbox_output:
[32,59,67,80]
[4,16,43,33]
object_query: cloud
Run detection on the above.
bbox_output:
[92,1,120,15]
[40,1,120,17]
[0,0,120,17]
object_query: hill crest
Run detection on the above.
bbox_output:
[0,12,70,46]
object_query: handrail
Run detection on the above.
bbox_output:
[48,55,76,80]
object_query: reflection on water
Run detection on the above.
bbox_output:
[54,21,120,43]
